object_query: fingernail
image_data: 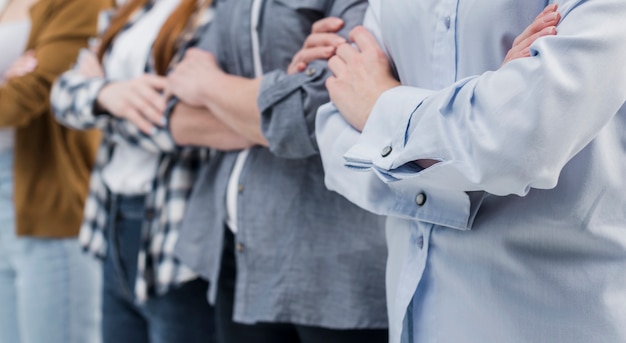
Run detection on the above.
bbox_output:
[542,26,557,35]
[160,117,168,127]
[150,127,158,136]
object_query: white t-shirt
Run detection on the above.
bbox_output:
[224,0,264,232]
[0,21,30,153]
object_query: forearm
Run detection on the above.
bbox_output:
[202,72,268,146]
[171,102,254,150]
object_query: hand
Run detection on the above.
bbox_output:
[326,26,400,131]
[77,49,105,78]
[96,74,167,134]
[287,17,346,74]
[503,4,560,65]
[167,48,222,107]
[4,50,37,80]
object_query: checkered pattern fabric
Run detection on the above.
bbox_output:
[50,2,213,301]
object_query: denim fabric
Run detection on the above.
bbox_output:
[102,194,216,343]
[0,150,102,343]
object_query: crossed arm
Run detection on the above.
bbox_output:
[53,4,560,153]
[165,4,559,151]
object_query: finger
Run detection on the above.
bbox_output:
[328,55,347,78]
[517,26,557,52]
[81,57,100,71]
[296,46,336,65]
[165,73,186,98]
[143,74,168,91]
[296,62,307,73]
[132,88,166,126]
[288,46,335,75]
[348,26,382,53]
[82,51,100,66]
[14,67,33,76]
[3,70,16,79]
[311,17,344,34]
[178,49,201,65]
[325,76,337,95]
[503,26,556,65]
[303,32,346,49]
[513,6,560,46]
[287,61,300,75]
[540,3,558,15]
[11,63,35,76]
[125,108,156,135]
[335,43,359,64]
[137,82,167,112]
[163,85,173,101]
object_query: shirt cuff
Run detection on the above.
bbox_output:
[344,85,435,171]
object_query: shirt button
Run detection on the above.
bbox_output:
[444,16,451,30]
[305,67,316,77]
[417,235,424,249]
[238,184,244,193]
[415,192,427,206]
[381,146,393,157]
[236,242,245,253]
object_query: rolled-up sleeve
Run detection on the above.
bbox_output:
[51,71,110,130]
[258,0,368,159]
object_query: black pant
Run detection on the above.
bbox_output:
[215,228,388,343]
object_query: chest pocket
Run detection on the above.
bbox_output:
[273,0,327,12]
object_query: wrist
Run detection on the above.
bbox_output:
[94,81,114,115]
[201,70,227,108]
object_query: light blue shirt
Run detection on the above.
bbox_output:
[316,0,626,342]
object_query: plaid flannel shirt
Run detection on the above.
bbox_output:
[50,2,213,301]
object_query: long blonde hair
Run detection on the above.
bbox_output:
[97,0,212,76]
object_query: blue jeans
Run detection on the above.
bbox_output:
[0,150,101,343]
[103,194,216,343]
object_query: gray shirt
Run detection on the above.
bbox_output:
[175,0,388,329]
